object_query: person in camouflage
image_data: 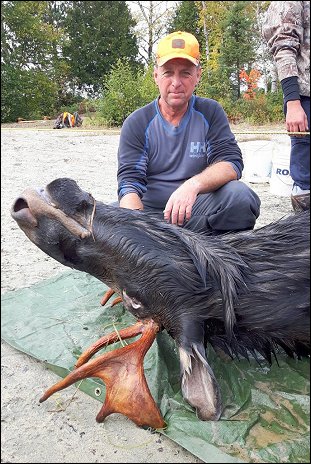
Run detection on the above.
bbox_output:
[263,1,310,212]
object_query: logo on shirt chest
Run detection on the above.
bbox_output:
[189,141,206,158]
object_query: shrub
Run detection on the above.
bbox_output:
[97,59,143,126]
[1,66,58,122]
[237,91,284,124]
[78,99,97,114]
[138,63,159,106]
[215,91,284,125]
[96,60,158,127]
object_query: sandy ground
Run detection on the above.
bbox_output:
[1,123,293,463]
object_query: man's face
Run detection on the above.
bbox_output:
[154,58,201,110]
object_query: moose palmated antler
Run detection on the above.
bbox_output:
[40,320,166,429]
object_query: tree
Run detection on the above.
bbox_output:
[219,1,258,99]
[196,1,229,65]
[169,1,203,39]
[1,1,62,121]
[1,1,60,69]
[239,68,261,99]
[128,1,178,65]
[168,0,215,61]
[189,2,231,99]
[63,1,139,96]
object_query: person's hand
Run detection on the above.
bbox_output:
[286,100,309,136]
[163,178,200,226]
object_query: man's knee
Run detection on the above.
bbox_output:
[221,181,260,213]
[207,181,261,231]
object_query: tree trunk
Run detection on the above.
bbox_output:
[201,1,209,61]
[271,63,278,93]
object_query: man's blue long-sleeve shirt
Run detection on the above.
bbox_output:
[117,95,243,210]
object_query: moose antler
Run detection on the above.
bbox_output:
[39,320,166,429]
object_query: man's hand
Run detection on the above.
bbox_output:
[163,162,238,226]
[163,178,201,225]
[286,100,309,135]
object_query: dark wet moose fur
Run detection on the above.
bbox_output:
[11,178,310,421]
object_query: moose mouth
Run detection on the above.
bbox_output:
[11,187,92,239]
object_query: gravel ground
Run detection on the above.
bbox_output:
[1,124,293,463]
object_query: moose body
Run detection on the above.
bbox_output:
[11,178,310,422]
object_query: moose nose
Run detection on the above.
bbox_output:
[11,197,38,227]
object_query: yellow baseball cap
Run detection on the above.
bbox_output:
[156,31,200,66]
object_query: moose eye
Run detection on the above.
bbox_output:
[77,200,89,212]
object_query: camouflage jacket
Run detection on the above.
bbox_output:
[262,1,310,97]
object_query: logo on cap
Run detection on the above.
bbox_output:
[172,39,185,49]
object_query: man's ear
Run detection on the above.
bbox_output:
[196,66,202,85]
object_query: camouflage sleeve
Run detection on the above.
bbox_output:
[262,1,304,81]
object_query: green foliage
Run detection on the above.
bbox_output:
[219,91,284,124]
[96,59,141,126]
[1,66,58,121]
[58,102,83,116]
[168,1,205,44]
[196,64,231,100]
[77,99,97,114]
[1,1,60,68]
[62,1,140,96]
[1,0,140,121]
[196,60,283,124]
[1,0,284,125]
[81,114,109,128]
[96,60,158,126]
[138,63,159,105]
[1,65,19,122]
[196,1,230,64]
[219,1,259,100]
[1,0,71,121]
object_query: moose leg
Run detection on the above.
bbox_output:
[100,287,122,307]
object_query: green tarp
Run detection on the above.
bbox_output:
[1,271,310,463]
